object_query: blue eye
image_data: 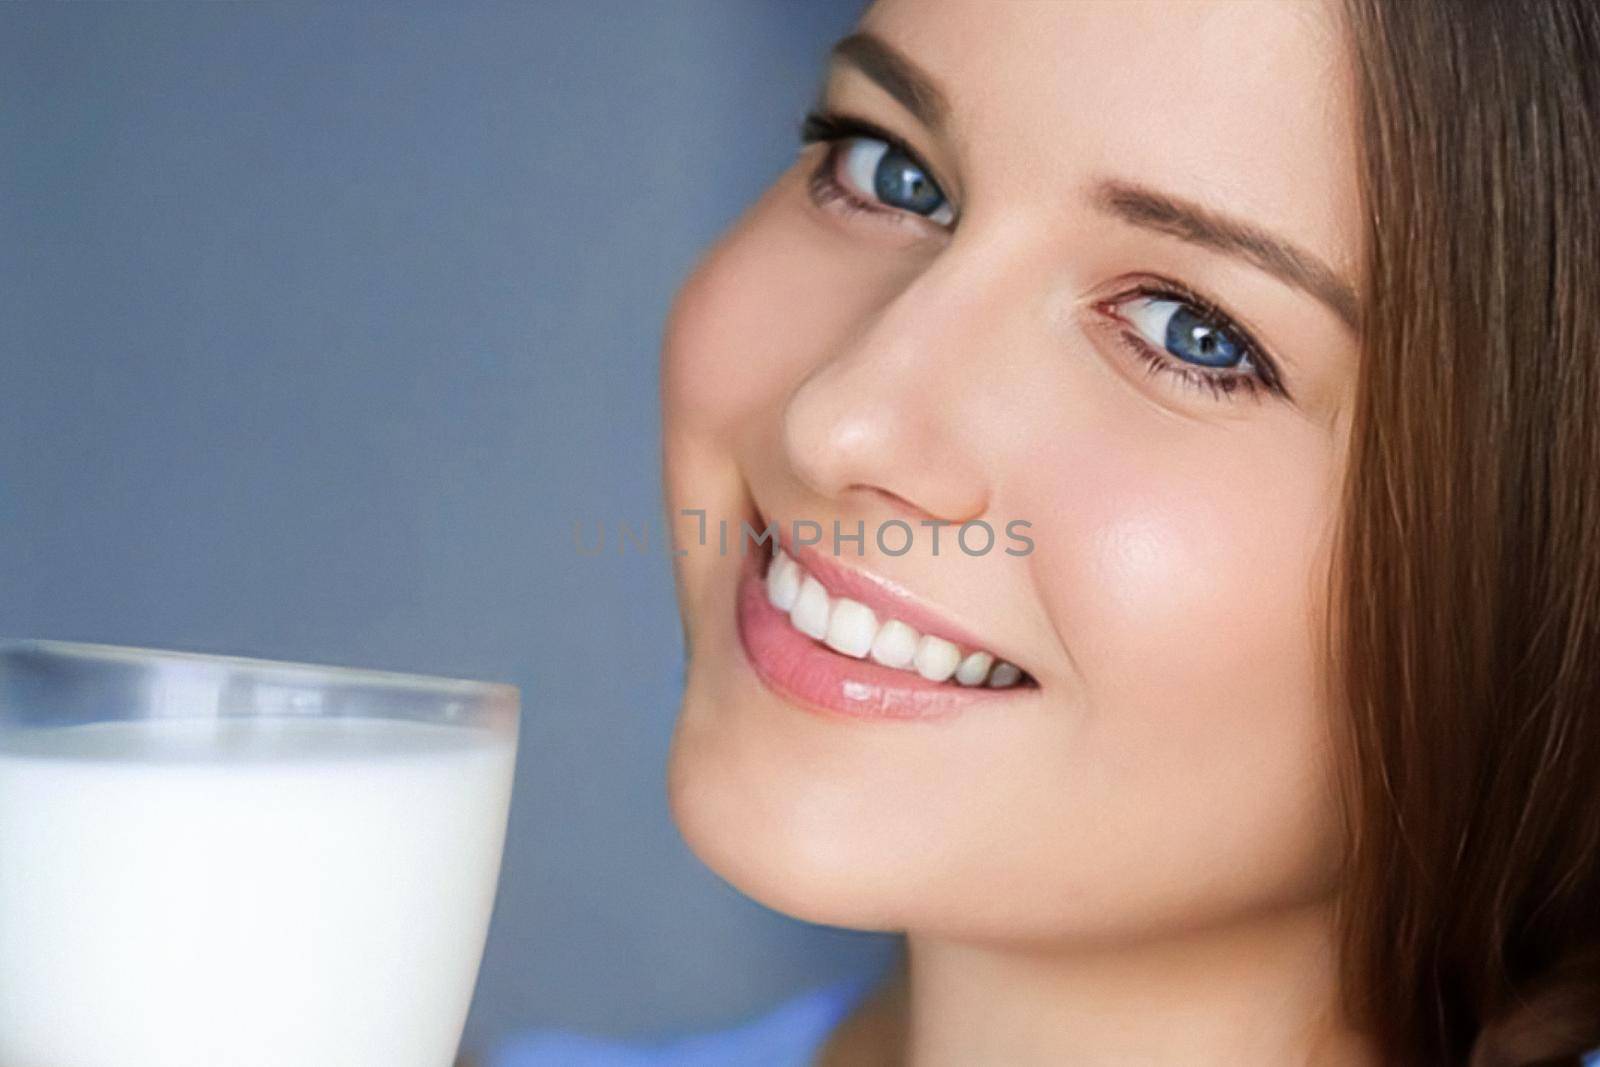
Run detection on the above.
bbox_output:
[1097,287,1292,405]
[797,108,958,230]
[1122,297,1251,371]
[837,138,955,226]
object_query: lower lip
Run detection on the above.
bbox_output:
[734,564,1028,723]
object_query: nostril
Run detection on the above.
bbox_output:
[848,484,942,524]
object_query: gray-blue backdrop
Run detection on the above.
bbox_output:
[0,0,896,1053]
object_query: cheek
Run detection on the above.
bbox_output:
[661,165,878,450]
[659,223,772,447]
[1013,410,1345,913]
[660,167,890,650]
[1032,414,1338,718]
[660,180,797,613]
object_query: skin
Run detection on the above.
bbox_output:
[661,0,1377,1062]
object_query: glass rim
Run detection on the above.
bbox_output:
[0,638,521,705]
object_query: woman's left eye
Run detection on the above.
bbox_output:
[1123,296,1252,371]
[1098,291,1290,404]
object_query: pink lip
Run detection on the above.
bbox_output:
[732,526,1034,723]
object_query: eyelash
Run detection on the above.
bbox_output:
[1094,284,1290,404]
[795,106,1291,406]
[798,108,946,232]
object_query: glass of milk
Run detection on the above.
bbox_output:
[0,639,519,1067]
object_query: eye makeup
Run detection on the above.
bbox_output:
[797,107,954,232]
[1093,280,1295,405]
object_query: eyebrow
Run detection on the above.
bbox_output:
[1092,180,1361,330]
[826,30,1362,332]
[827,31,950,133]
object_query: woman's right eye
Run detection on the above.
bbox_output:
[798,109,956,229]
[831,138,956,226]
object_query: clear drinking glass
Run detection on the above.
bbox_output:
[0,639,520,1067]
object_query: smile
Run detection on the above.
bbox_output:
[734,509,1037,722]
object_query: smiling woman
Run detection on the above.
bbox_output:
[662,3,1375,1062]
[497,0,1600,1064]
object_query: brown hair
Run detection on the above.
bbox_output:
[1334,1,1600,1063]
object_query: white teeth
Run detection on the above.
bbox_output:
[869,619,920,670]
[913,635,962,683]
[789,574,831,640]
[987,661,1023,688]
[954,650,994,686]
[766,550,802,613]
[824,597,878,658]
[766,552,1024,688]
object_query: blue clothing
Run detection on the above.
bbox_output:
[487,973,879,1067]
[487,975,1600,1067]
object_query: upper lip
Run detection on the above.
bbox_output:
[761,514,1028,671]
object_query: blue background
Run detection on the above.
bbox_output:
[0,0,896,1055]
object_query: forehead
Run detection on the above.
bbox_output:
[855,0,1361,284]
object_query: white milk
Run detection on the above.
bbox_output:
[0,715,517,1067]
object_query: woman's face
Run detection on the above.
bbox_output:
[662,0,1363,943]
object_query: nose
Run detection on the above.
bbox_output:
[779,242,1010,526]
